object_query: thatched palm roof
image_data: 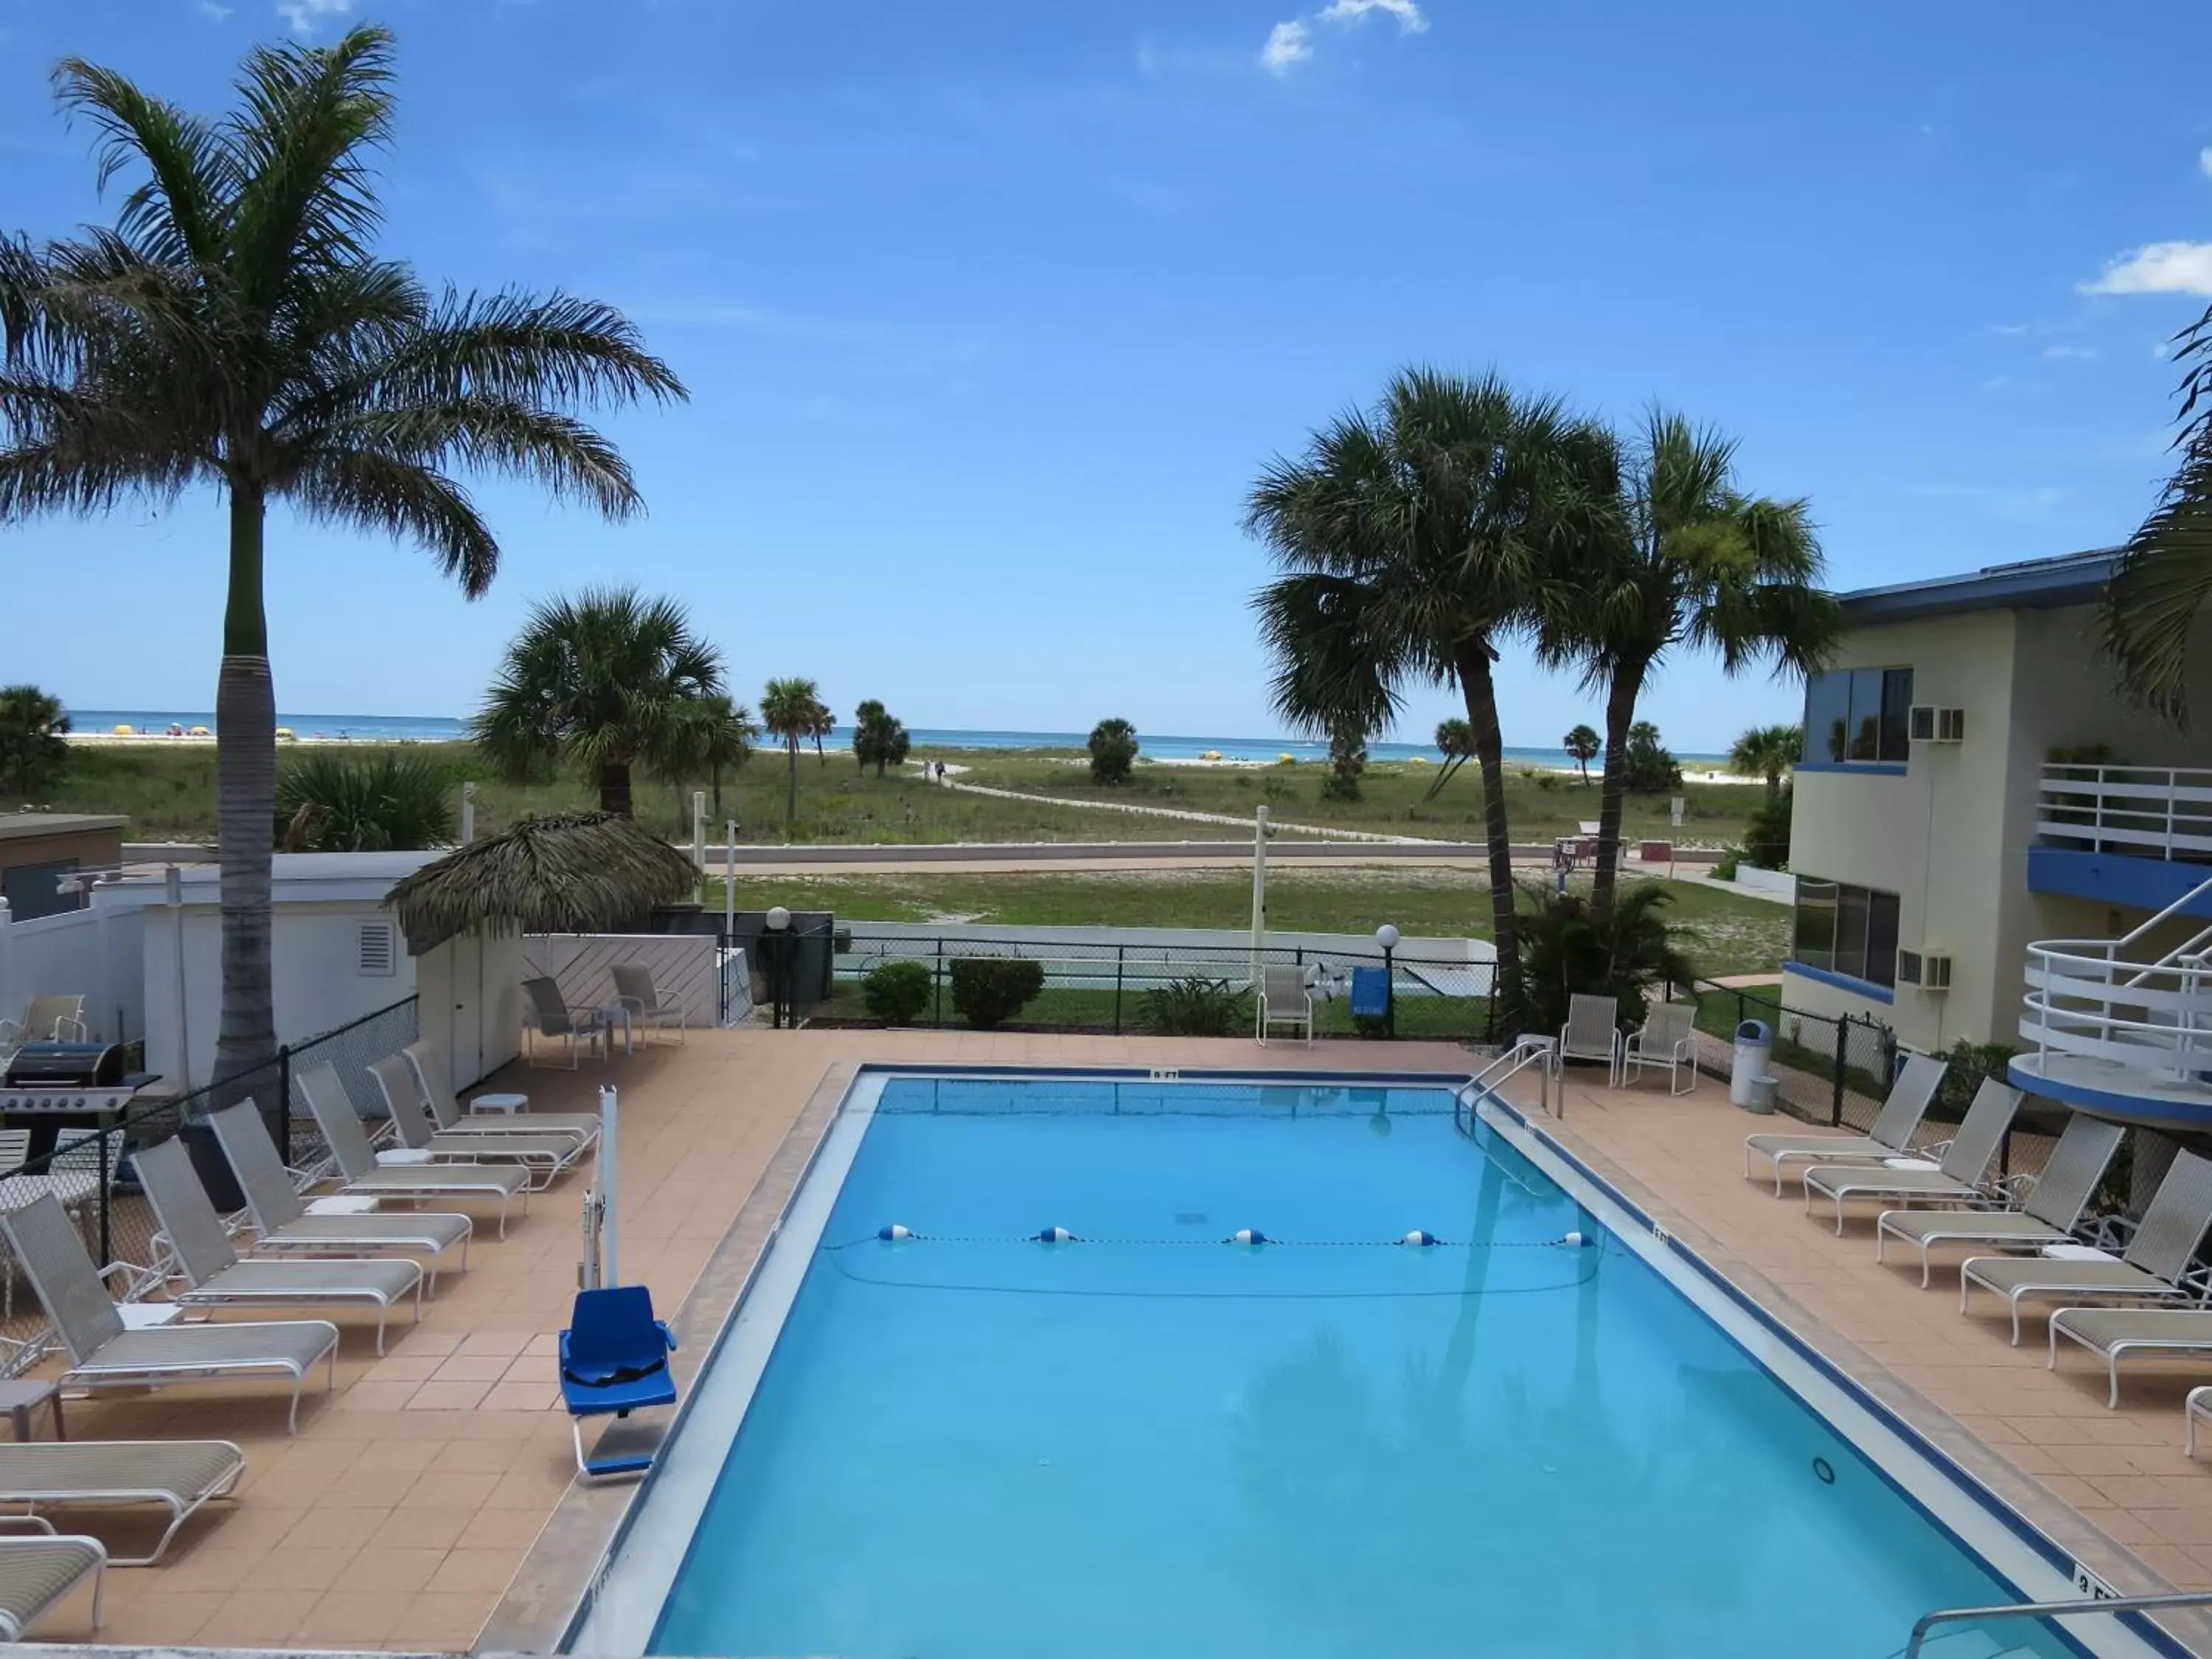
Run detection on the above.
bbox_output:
[386,812,701,952]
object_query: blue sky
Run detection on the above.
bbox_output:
[3,0,2211,751]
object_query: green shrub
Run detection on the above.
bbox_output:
[1743,785,1792,869]
[276,751,456,851]
[1088,718,1139,785]
[1712,849,1742,881]
[1513,883,1694,1035]
[861,959,933,1025]
[1937,1037,2017,1116]
[1139,975,1247,1036]
[1621,720,1683,794]
[949,957,1046,1029]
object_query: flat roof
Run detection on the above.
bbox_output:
[92,849,442,910]
[0,813,128,844]
[1840,547,2121,624]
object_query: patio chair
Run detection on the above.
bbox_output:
[295,1064,528,1239]
[0,997,86,1052]
[0,1439,244,1565]
[611,963,686,1046]
[402,1040,601,1149]
[0,1528,105,1638]
[2051,1304,2212,1408]
[560,1284,677,1477]
[1623,1001,1697,1095]
[521,976,609,1068]
[209,1102,472,1271]
[1742,1054,1948,1197]
[368,1054,585,1192]
[1799,1079,2022,1235]
[1876,1113,2125,1286]
[1961,1148,2212,1343]
[134,1136,425,1355]
[1558,994,1623,1087]
[0,1195,338,1433]
[1255,965,1312,1046]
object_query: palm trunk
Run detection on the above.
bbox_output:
[599,757,633,816]
[1590,660,1646,925]
[785,741,799,832]
[213,484,276,1105]
[711,762,723,816]
[1457,647,1524,1026]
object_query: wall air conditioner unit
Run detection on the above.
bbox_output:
[1907,706,1966,743]
[1896,947,1952,992]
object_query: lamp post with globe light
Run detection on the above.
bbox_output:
[1374,922,1399,1039]
[765,905,793,1029]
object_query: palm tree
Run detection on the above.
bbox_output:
[1728,723,1799,802]
[475,589,723,816]
[0,28,684,1092]
[1538,410,1837,923]
[807,695,835,767]
[2105,306,2212,720]
[0,685,70,796]
[277,750,455,851]
[852,700,911,777]
[1422,716,1475,801]
[1562,723,1600,785]
[761,677,821,829]
[678,693,757,815]
[1247,368,1616,1023]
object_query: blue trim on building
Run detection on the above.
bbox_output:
[1840,549,2120,624]
[2005,1057,2212,1131]
[1784,959,1897,1004]
[1795,760,1910,778]
[2025,844,2212,919]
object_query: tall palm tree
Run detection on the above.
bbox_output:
[678,692,757,815]
[1538,410,1837,922]
[1248,368,1618,1023]
[1423,716,1476,800]
[807,695,835,767]
[1562,723,1601,785]
[760,677,820,830]
[0,27,684,1092]
[2105,307,2212,721]
[1728,723,1800,803]
[475,588,723,817]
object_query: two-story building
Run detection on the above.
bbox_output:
[1784,548,2212,1129]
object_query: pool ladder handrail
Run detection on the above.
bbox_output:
[1903,1588,2212,1658]
[1454,1036,1560,1133]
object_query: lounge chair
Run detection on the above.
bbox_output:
[1743,1054,1947,1197]
[2188,1385,2212,1456]
[367,1055,586,1192]
[611,963,687,1046]
[0,1528,105,1637]
[1623,1001,1697,1095]
[209,1101,472,1272]
[0,1195,338,1433]
[1961,1148,2212,1343]
[1255,965,1312,1046]
[0,997,86,1051]
[401,1040,602,1148]
[134,1137,426,1356]
[295,1064,528,1239]
[1800,1079,2022,1235]
[1559,994,1623,1087]
[1877,1113,2125,1286]
[0,1439,243,1565]
[2051,1305,2212,1408]
[521,976,609,1068]
[560,1284,677,1477]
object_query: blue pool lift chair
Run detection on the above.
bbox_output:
[559,1285,678,1478]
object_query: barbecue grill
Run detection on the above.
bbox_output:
[0,1043,154,1163]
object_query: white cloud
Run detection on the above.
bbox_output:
[2081,241,2212,296]
[198,1,234,18]
[1260,21,1312,74]
[2200,147,2212,179]
[276,0,351,33]
[2042,344,2098,361]
[1317,0,1428,31]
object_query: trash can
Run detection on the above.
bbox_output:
[1746,1074,1778,1115]
[1730,1019,1773,1107]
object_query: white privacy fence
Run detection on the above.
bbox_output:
[0,902,145,1046]
[521,932,738,1029]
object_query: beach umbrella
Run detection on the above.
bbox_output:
[385,810,700,953]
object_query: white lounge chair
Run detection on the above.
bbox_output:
[1800,1079,2021,1235]
[0,1528,105,1638]
[1742,1054,1948,1197]
[0,1439,243,1565]
[1558,994,1623,1087]
[134,1136,426,1355]
[1623,1001,1697,1095]
[521,976,608,1068]
[611,963,686,1046]
[1876,1113,2125,1286]
[402,1040,601,1149]
[209,1102,472,1272]
[0,997,86,1052]
[0,1195,339,1433]
[367,1054,586,1192]
[1255,965,1312,1046]
[1962,1148,2212,1343]
[295,1065,529,1239]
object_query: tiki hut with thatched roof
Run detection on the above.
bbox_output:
[387,812,701,953]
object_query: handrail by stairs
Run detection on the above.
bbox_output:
[1903,1588,2212,1658]
[1454,1035,1559,1133]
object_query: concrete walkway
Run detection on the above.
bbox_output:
[937,778,1427,844]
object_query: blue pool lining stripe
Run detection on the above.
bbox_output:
[1476,1088,2191,1659]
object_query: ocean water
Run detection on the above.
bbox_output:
[647,1078,2063,1659]
[72,712,1722,768]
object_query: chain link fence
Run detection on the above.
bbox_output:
[1674,979,1899,1131]
[0,995,420,1377]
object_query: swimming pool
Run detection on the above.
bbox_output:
[580,1072,2160,1659]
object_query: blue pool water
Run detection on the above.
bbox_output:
[649,1079,2067,1659]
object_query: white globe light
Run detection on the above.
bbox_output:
[765,905,792,932]
[1375,922,1401,950]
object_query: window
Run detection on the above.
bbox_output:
[1792,876,1902,990]
[1801,667,1913,764]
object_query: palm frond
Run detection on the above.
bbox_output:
[51,58,235,267]
[312,397,641,518]
[356,288,686,413]
[2104,436,2212,723]
[290,448,499,593]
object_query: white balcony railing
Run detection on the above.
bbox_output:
[2021,940,2212,1080]
[2039,763,2212,862]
